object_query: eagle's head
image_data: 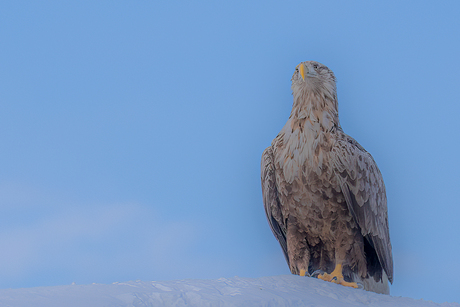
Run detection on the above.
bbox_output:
[291,61,337,102]
[290,61,339,128]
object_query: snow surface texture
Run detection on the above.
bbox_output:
[0,275,458,307]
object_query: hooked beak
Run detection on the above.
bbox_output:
[299,63,305,81]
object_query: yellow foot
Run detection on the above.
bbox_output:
[317,264,359,289]
[299,269,307,277]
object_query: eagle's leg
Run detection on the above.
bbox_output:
[286,221,310,276]
[317,263,359,289]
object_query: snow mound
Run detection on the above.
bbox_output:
[0,275,457,307]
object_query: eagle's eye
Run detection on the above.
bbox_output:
[313,64,319,69]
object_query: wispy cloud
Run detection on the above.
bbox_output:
[0,183,202,287]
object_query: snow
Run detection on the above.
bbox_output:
[0,275,457,307]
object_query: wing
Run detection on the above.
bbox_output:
[331,132,393,283]
[261,146,289,265]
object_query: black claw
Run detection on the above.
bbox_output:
[311,270,325,278]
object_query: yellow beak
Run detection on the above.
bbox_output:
[299,63,305,81]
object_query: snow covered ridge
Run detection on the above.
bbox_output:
[0,275,458,307]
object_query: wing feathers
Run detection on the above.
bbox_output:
[261,146,289,265]
[333,135,393,283]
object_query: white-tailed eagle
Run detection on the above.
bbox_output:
[261,61,393,294]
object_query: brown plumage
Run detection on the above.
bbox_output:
[261,61,393,294]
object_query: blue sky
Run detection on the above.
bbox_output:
[1,0,459,304]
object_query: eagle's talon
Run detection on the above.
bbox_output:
[311,270,325,278]
[298,269,311,277]
[315,263,360,289]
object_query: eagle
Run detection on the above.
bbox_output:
[261,61,393,294]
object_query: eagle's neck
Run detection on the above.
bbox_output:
[278,82,340,182]
[277,89,340,182]
[290,89,340,132]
